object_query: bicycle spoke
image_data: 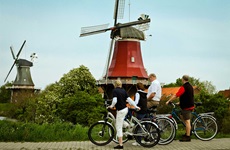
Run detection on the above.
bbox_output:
[157,118,176,145]
[193,116,218,141]
[133,121,160,148]
[88,122,114,146]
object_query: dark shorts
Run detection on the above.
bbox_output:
[181,109,192,120]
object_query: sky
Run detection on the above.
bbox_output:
[0,0,230,92]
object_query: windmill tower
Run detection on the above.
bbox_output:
[4,40,39,103]
[80,0,150,99]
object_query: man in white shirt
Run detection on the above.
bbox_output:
[147,73,162,109]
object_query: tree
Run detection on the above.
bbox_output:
[0,82,12,103]
[195,91,229,132]
[7,65,104,125]
[58,65,98,97]
[56,65,104,125]
[163,76,216,94]
[58,91,104,126]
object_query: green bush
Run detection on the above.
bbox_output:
[0,121,88,142]
[0,103,14,116]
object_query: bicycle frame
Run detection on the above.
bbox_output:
[124,115,158,137]
[169,102,216,132]
[106,107,157,142]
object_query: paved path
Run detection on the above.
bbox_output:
[0,139,230,150]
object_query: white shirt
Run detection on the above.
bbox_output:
[147,79,162,101]
[134,90,147,105]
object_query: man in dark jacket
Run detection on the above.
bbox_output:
[166,75,194,142]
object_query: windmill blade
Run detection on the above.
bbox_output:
[16,40,26,59]
[81,19,150,37]
[4,61,17,82]
[104,39,115,82]
[10,46,16,60]
[80,24,110,37]
[113,0,125,25]
[4,40,26,82]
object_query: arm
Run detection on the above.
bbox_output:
[108,97,117,108]
[134,92,140,105]
[166,95,177,105]
[127,97,140,110]
[147,92,155,100]
[147,83,157,100]
[166,86,185,105]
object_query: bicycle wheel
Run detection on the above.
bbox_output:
[88,121,115,146]
[156,117,176,145]
[112,127,129,144]
[133,121,160,148]
[193,115,218,141]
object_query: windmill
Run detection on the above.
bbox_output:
[80,0,151,98]
[4,40,39,103]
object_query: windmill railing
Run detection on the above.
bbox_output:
[96,78,150,85]
[6,85,35,90]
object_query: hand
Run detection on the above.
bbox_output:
[135,106,141,111]
[166,101,170,105]
[107,105,113,110]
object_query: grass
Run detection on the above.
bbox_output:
[0,120,229,142]
[0,121,89,142]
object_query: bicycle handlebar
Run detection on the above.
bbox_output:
[168,101,177,108]
[104,99,140,112]
[169,101,202,108]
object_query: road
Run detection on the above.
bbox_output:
[0,138,230,150]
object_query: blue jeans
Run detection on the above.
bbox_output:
[136,113,147,120]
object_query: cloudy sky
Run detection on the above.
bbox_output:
[0,0,229,91]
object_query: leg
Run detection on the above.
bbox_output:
[136,113,147,120]
[179,110,192,142]
[115,107,128,148]
[147,101,159,117]
[184,119,191,136]
[125,108,133,120]
[147,100,159,109]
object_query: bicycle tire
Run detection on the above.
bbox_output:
[112,128,129,144]
[193,115,218,141]
[133,121,160,148]
[156,117,176,145]
[88,121,115,146]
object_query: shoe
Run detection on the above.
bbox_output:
[179,135,191,142]
[114,145,123,149]
[132,142,140,146]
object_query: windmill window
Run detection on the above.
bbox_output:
[131,57,135,63]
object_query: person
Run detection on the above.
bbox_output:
[132,82,148,146]
[166,75,194,142]
[134,82,148,120]
[108,79,140,149]
[147,73,162,116]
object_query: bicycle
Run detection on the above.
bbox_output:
[88,100,161,148]
[146,106,176,145]
[167,102,218,141]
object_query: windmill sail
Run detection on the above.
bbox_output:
[4,40,26,82]
[113,0,125,24]
[80,24,109,37]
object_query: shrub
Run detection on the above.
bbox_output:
[0,121,89,142]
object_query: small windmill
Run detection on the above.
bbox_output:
[80,0,151,98]
[4,40,39,103]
